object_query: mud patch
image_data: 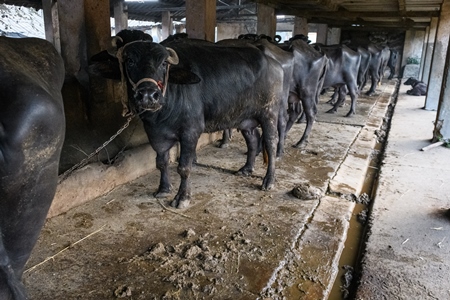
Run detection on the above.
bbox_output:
[291,182,323,200]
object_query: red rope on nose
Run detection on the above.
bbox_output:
[157,81,164,91]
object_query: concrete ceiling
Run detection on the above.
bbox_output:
[2,0,442,30]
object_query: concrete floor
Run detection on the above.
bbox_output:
[22,78,448,300]
[354,81,450,300]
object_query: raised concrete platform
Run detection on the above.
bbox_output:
[23,81,395,299]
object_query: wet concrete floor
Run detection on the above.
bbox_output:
[23,81,396,299]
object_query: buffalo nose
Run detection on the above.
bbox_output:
[137,88,161,104]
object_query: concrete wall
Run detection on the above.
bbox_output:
[217,22,256,40]
[401,30,426,68]
[49,132,222,218]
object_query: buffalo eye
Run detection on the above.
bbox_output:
[126,58,136,68]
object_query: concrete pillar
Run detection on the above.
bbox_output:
[161,11,172,40]
[316,24,328,44]
[293,16,308,36]
[327,27,341,45]
[42,0,60,53]
[422,17,438,84]
[257,3,276,38]
[114,0,128,34]
[175,24,186,33]
[185,0,216,41]
[425,0,450,111]
[419,27,429,80]
[435,37,450,140]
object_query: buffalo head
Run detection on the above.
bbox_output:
[90,39,201,116]
[116,42,181,114]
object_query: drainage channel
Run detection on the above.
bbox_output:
[327,142,382,299]
[328,82,399,300]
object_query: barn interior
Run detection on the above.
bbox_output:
[1,0,450,299]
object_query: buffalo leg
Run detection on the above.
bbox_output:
[327,87,339,104]
[326,85,346,114]
[388,66,395,79]
[236,129,260,176]
[366,72,379,96]
[171,135,199,209]
[0,232,27,300]
[294,95,317,148]
[345,83,358,117]
[285,93,302,134]
[218,129,232,148]
[154,150,172,198]
[260,119,278,191]
[276,97,288,158]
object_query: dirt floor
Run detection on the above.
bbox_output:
[22,83,395,300]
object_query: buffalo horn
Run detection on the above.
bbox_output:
[111,36,124,48]
[166,47,179,65]
[107,36,124,57]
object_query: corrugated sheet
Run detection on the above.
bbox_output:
[0,4,44,38]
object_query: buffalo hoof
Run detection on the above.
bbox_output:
[326,108,337,114]
[276,150,284,159]
[236,167,253,176]
[345,111,355,117]
[154,190,171,198]
[296,115,306,123]
[219,142,229,149]
[170,198,191,209]
[262,176,275,191]
[293,141,307,149]
[365,91,375,96]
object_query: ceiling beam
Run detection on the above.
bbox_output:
[309,17,430,29]
[275,9,440,19]
[125,3,255,13]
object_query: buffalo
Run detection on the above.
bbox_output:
[404,77,427,96]
[90,31,285,209]
[217,37,327,149]
[0,37,65,300]
[313,44,361,117]
[363,44,391,96]
[279,39,327,147]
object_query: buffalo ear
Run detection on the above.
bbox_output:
[88,50,121,80]
[168,68,201,84]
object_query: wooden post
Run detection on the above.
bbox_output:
[185,0,216,41]
[257,3,276,38]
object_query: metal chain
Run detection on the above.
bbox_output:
[58,114,136,183]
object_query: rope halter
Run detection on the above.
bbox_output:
[113,39,179,116]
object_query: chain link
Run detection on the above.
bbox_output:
[58,114,136,183]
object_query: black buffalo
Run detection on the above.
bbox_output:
[217,37,327,149]
[215,38,291,154]
[90,35,284,209]
[356,47,372,90]
[0,37,65,299]
[404,77,427,96]
[280,39,327,147]
[313,44,361,117]
[363,44,390,96]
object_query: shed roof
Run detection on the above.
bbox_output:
[1,0,441,30]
